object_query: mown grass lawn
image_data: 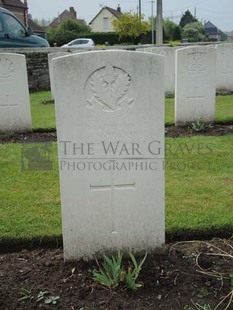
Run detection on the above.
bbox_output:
[0,135,232,241]
[165,135,233,231]
[30,91,56,130]
[30,91,233,129]
[0,143,61,240]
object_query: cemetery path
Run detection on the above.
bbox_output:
[0,238,232,310]
[0,124,233,144]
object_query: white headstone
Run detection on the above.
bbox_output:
[48,52,70,100]
[216,43,233,92]
[175,46,216,125]
[0,53,31,133]
[137,47,175,95]
[53,51,165,261]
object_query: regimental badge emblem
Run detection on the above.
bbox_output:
[85,63,135,118]
[188,52,207,72]
[0,58,14,78]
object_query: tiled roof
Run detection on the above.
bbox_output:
[48,8,84,28]
[89,6,122,25]
[28,19,46,33]
[204,21,218,35]
[105,6,122,19]
[204,21,217,30]
[1,0,27,9]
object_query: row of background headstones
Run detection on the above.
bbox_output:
[48,43,232,126]
[0,43,233,132]
[0,43,232,133]
[48,44,233,100]
[137,43,233,96]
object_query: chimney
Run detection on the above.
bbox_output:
[117,4,121,13]
[24,0,28,27]
[70,7,77,18]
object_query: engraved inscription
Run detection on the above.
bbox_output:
[85,123,137,141]
[0,58,14,78]
[90,179,136,233]
[85,63,135,118]
[0,94,17,128]
[187,86,205,118]
[188,52,207,72]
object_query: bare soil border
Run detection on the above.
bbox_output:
[0,122,233,144]
[1,238,232,310]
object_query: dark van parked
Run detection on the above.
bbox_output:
[0,8,49,47]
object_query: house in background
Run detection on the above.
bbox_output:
[89,5,122,32]
[204,21,219,41]
[0,0,28,25]
[228,31,233,41]
[48,7,85,28]
[28,18,46,38]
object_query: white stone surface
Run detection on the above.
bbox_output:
[216,43,233,92]
[175,46,216,125]
[137,47,175,95]
[53,50,165,261]
[48,52,70,99]
[0,53,31,133]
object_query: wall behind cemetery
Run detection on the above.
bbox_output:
[0,48,61,91]
[26,51,50,91]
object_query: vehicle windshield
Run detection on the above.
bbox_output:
[71,40,89,45]
[3,12,25,35]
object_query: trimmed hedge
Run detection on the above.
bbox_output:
[84,32,119,45]
[86,31,158,45]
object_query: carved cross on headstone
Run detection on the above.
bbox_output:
[187,86,205,119]
[0,94,17,128]
[90,179,136,234]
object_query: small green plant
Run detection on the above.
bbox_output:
[18,288,33,301]
[191,120,207,132]
[44,295,60,305]
[18,290,60,305]
[192,303,212,310]
[124,252,148,289]
[191,120,213,132]
[93,251,123,287]
[183,301,213,309]
[92,251,147,290]
[36,291,49,303]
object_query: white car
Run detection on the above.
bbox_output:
[61,38,95,48]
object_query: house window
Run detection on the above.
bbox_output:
[103,17,109,30]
